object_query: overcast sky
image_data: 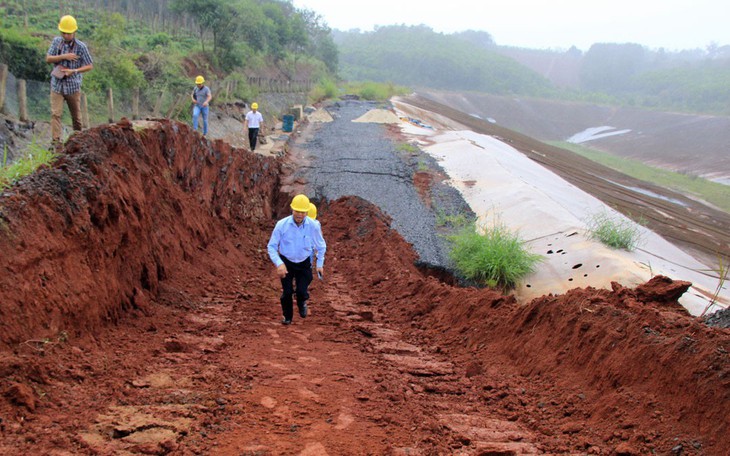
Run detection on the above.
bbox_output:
[292,0,729,51]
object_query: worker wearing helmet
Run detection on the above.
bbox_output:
[244,102,264,151]
[45,15,94,149]
[267,194,327,325]
[190,75,212,136]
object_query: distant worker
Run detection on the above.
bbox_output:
[45,15,93,149]
[244,102,264,151]
[191,75,212,136]
[267,194,327,325]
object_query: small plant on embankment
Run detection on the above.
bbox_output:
[447,220,542,289]
[0,139,57,191]
[586,211,644,250]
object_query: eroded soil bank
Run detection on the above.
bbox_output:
[0,122,727,455]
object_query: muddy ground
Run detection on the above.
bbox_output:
[0,111,728,455]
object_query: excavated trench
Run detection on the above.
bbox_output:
[0,119,727,455]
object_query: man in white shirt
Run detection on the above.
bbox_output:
[244,102,264,151]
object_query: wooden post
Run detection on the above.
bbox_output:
[0,63,8,114]
[17,79,28,122]
[107,87,114,123]
[81,92,90,128]
[153,89,165,117]
[132,87,140,120]
[166,93,184,118]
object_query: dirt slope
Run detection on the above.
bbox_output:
[0,122,728,455]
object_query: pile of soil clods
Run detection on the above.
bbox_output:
[324,196,729,455]
[0,119,280,348]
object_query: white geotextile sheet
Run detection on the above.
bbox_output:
[394,110,726,316]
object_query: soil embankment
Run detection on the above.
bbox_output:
[0,118,727,455]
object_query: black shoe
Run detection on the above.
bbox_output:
[281,318,292,325]
[298,302,308,318]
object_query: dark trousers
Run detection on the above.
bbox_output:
[248,127,259,150]
[280,256,312,321]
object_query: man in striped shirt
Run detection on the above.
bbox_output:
[267,194,327,325]
[45,15,93,148]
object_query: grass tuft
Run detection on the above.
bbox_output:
[447,219,542,289]
[586,211,644,250]
[0,139,58,191]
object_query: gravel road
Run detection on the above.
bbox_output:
[296,100,470,269]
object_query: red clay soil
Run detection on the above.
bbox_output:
[0,121,728,455]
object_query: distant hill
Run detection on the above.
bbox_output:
[335,25,730,115]
[333,25,555,97]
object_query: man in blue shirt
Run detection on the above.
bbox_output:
[267,194,327,325]
[45,15,93,148]
[191,75,212,136]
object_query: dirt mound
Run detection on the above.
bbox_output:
[352,108,401,124]
[0,118,280,347]
[326,197,730,454]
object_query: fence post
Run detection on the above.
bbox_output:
[166,94,184,118]
[81,92,90,128]
[0,63,8,114]
[153,89,165,117]
[107,87,114,123]
[17,79,28,122]
[132,87,140,120]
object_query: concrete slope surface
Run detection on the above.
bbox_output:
[392,97,728,315]
[0,115,728,455]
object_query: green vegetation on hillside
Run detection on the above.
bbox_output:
[552,141,730,213]
[579,43,730,115]
[335,25,555,96]
[0,0,338,102]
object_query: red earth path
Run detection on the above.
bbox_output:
[0,119,728,455]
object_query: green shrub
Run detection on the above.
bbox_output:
[448,220,542,289]
[0,27,49,80]
[586,211,644,250]
[308,78,338,103]
[342,81,410,101]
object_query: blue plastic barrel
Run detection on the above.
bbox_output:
[282,114,294,132]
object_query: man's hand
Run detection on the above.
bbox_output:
[62,53,79,61]
[276,264,288,278]
[316,267,324,279]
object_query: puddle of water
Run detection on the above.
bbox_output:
[567,126,631,143]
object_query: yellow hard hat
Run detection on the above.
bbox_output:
[308,203,317,220]
[195,75,205,84]
[251,102,258,110]
[290,194,310,212]
[58,15,78,33]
